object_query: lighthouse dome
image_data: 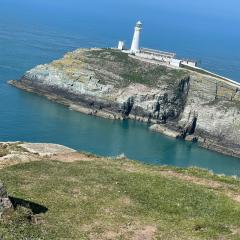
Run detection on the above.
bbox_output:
[136,21,142,26]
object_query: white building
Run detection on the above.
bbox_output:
[117,21,197,68]
[118,41,125,50]
[130,21,142,54]
[136,48,176,64]
[170,59,182,67]
[181,60,197,67]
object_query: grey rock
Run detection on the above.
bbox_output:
[0,183,13,216]
[9,48,240,157]
[20,143,77,157]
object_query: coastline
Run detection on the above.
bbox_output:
[9,79,240,159]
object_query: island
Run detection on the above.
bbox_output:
[9,47,240,158]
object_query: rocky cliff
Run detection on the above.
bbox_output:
[9,48,240,157]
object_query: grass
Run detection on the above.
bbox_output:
[1,156,240,239]
[180,64,230,81]
[0,147,9,157]
[74,48,189,88]
[0,149,8,157]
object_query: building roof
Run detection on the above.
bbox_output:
[136,21,142,26]
[141,48,176,58]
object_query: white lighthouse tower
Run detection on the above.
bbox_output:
[130,21,142,54]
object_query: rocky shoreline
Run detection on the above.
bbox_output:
[8,48,240,158]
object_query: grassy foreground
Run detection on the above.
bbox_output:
[1,153,240,240]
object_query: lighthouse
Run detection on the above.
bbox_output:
[130,21,142,54]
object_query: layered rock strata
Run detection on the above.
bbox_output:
[9,48,240,157]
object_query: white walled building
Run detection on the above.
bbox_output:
[118,41,125,50]
[181,60,197,67]
[117,21,197,68]
[136,48,176,64]
[170,59,182,67]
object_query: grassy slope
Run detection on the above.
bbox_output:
[54,48,189,88]
[88,49,188,88]
[0,156,240,240]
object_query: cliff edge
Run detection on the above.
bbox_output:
[9,48,240,157]
[1,141,240,239]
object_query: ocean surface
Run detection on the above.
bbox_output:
[0,0,240,176]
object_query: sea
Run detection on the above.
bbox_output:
[0,0,240,176]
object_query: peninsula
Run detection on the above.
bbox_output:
[9,21,240,158]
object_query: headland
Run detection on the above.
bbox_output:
[9,47,240,158]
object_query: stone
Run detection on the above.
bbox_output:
[19,143,77,157]
[185,135,198,142]
[150,124,180,138]
[31,214,45,225]
[0,183,13,217]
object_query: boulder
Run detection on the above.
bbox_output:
[150,124,180,138]
[0,182,13,217]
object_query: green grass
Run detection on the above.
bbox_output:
[84,49,189,87]
[52,48,189,89]
[181,64,226,80]
[0,148,8,157]
[1,157,240,239]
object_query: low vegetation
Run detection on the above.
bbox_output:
[0,149,8,158]
[0,148,240,239]
[57,48,189,88]
[89,49,188,87]
[0,143,9,157]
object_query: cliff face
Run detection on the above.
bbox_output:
[179,73,240,153]
[10,48,240,157]
[19,49,190,121]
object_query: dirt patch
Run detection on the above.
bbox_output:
[118,196,134,206]
[160,171,223,189]
[159,170,240,203]
[227,193,240,203]
[87,222,157,240]
[132,225,157,240]
[50,152,96,162]
[119,163,240,204]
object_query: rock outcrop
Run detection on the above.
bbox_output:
[9,48,240,157]
[178,73,240,157]
[0,183,13,217]
[19,143,77,157]
[0,142,77,168]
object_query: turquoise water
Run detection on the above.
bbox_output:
[0,0,240,176]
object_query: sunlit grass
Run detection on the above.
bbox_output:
[0,157,240,239]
